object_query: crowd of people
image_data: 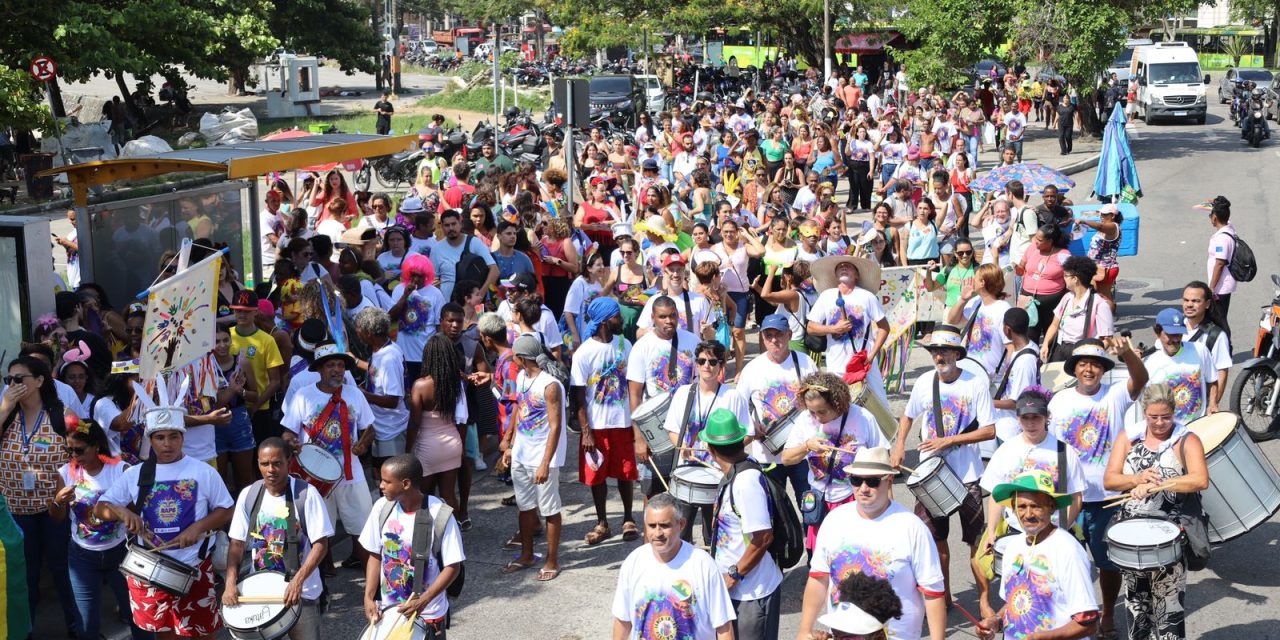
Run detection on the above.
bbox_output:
[0,59,1250,640]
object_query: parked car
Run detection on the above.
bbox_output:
[1037,64,1067,87]
[1218,67,1275,103]
[472,42,517,61]
[966,59,1008,86]
[635,74,665,114]
[588,74,645,128]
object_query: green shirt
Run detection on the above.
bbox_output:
[760,139,790,163]
[935,263,976,307]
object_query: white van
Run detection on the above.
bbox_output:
[1107,38,1153,81]
[1131,42,1209,124]
[636,74,666,113]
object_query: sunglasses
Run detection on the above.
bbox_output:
[3,374,33,384]
[851,476,884,488]
[695,358,722,367]
[66,446,88,456]
[619,250,634,256]
[955,250,974,256]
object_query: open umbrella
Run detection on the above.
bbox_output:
[1093,102,1142,200]
[969,162,1076,194]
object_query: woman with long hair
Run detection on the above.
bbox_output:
[58,348,97,420]
[604,237,651,343]
[574,177,622,253]
[944,263,1013,375]
[376,226,411,282]
[562,251,606,350]
[774,151,804,209]
[212,325,256,493]
[810,132,843,188]
[92,367,145,465]
[407,335,466,510]
[904,199,941,266]
[845,125,877,210]
[761,261,817,355]
[538,218,580,317]
[310,169,358,226]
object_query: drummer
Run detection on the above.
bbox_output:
[662,340,750,544]
[95,402,234,640]
[635,252,716,340]
[735,312,817,497]
[976,470,1099,640]
[626,295,697,489]
[805,254,890,406]
[1047,337,1147,638]
[1103,382,1208,640]
[1143,308,1218,425]
[224,438,334,640]
[281,342,376,573]
[991,308,1041,444]
[892,324,996,606]
[782,371,889,549]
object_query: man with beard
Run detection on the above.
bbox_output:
[806,255,890,405]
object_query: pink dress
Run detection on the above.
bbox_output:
[414,409,462,475]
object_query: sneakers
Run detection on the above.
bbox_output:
[474,457,488,471]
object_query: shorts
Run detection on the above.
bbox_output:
[1082,501,1120,572]
[512,463,563,517]
[463,423,480,460]
[216,406,256,454]
[324,478,374,531]
[727,291,751,329]
[372,433,407,458]
[127,556,222,637]
[1095,266,1119,289]
[579,428,639,485]
[914,480,985,545]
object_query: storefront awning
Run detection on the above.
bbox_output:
[834,31,904,55]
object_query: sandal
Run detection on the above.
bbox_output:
[535,568,561,581]
[458,518,473,532]
[501,495,517,507]
[502,559,537,574]
[621,521,640,542]
[584,522,613,546]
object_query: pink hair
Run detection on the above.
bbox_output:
[401,254,436,284]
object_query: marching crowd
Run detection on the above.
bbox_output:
[0,60,1250,640]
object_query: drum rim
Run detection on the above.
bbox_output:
[906,455,944,484]
[1106,519,1181,546]
[1187,412,1240,454]
[671,465,723,483]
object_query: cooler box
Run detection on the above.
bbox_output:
[1067,203,1139,257]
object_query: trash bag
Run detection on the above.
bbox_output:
[120,135,174,158]
[198,108,258,145]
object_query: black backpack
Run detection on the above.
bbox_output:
[456,236,490,286]
[716,459,805,571]
[1227,232,1257,282]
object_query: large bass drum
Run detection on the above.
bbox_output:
[221,571,301,640]
[1187,412,1280,542]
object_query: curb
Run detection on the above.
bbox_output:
[1059,153,1100,176]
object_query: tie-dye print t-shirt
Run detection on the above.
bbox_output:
[98,455,234,566]
[58,461,127,551]
[358,496,466,619]
[959,297,1012,376]
[664,386,751,466]
[736,350,818,464]
[808,286,886,375]
[998,528,1098,640]
[390,283,445,362]
[611,541,736,640]
[511,371,568,468]
[227,481,334,601]
[1048,382,1135,501]
[1143,342,1215,426]
[570,336,632,430]
[904,369,996,483]
[811,501,945,640]
[782,407,890,503]
[626,330,698,399]
[979,436,1087,530]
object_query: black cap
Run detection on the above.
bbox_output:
[1015,390,1050,417]
[294,319,329,354]
[229,289,259,311]
[501,272,537,292]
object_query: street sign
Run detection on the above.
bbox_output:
[552,78,589,126]
[29,56,56,82]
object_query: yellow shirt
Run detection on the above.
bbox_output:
[231,326,283,412]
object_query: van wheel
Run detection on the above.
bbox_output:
[1196,114,1206,125]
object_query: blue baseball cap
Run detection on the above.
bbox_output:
[1156,308,1187,335]
[760,313,791,333]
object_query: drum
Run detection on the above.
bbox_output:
[633,394,674,455]
[906,456,967,518]
[670,465,724,506]
[290,443,343,498]
[120,543,198,596]
[992,535,1016,578]
[221,571,301,640]
[1187,412,1280,543]
[851,381,897,440]
[761,410,801,456]
[211,531,252,577]
[358,606,433,640]
[1106,518,1184,570]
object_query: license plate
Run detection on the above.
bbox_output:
[1174,111,1187,116]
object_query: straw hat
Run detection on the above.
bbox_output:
[635,216,678,243]
[810,254,881,293]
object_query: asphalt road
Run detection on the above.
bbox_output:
[37,97,1280,640]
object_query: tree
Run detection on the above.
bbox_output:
[0,69,56,134]
[894,0,1014,89]
[267,0,381,75]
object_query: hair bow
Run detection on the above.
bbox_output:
[64,340,91,364]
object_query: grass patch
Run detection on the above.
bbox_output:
[402,61,490,79]
[417,84,551,114]
[256,113,456,138]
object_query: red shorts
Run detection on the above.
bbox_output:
[579,427,639,485]
[1096,266,1119,289]
[127,556,223,637]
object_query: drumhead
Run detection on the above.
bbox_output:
[1187,412,1239,453]
[360,606,423,640]
[906,456,943,485]
[993,535,1015,554]
[298,444,343,479]
[635,394,672,417]
[672,465,723,485]
[1108,518,1181,545]
[223,571,289,627]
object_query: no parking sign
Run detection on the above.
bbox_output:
[29,56,56,82]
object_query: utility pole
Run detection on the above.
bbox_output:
[823,0,832,81]
[493,20,502,126]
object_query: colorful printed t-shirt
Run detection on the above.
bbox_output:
[610,541,737,640]
[736,350,818,464]
[904,369,996,483]
[960,297,1013,376]
[58,461,127,551]
[228,480,334,600]
[712,468,783,601]
[358,496,465,618]
[808,286,885,375]
[570,336,632,430]
[663,385,750,466]
[99,455,234,566]
[512,371,567,468]
[390,283,446,362]
[281,383,375,487]
[783,407,889,503]
[980,435,1087,530]
[1143,342,1214,426]
[1048,382,1134,502]
[999,528,1098,640]
[626,330,698,399]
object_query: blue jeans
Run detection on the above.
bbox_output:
[962,132,979,162]
[879,163,899,186]
[13,511,76,630]
[765,461,811,507]
[1009,138,1024,162]
[68,542,153,640]
[1082,501,1120,572]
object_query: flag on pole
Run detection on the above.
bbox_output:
[140,251,221,380]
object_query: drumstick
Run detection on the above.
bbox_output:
[151,531,211,552]
[896,463,917,475]
[674,447,722,470]
[647,458,671,492]
[232,596,287,604]
[952,600,989,632]
[1103,480,1176,508]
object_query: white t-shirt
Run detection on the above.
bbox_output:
[1143,342,1215,426]
[368,343,410,440]
[408,235,433,258]
[1052,290,1114,343]
[782,408,889,502]
[512,371,567,468]
[998,527,1098,639]
[60,382,91,420]
[904,369,996,483]
[228,480,334,600]
[91,396,140,460]
[980,435,1086,530]
[637,290,714,334]
[1185,320,1232,374]
[563,277,605,341]
[713,468,783,601]
[626,330,698,399]
[390,283,446,362]
[58,462,128,551]
[808,286,885,375]
[100,455,234,566]
[497,300,563,349]
[993,344,1041,442]
[280,383,375,488]
[663,385,750,466]
[316,219,347,246]
[570,336,633,430]
[358,496,465,617]
[1048,382,1135,501]
[812,501,945,640]
[1002,112,1027,141]
[981,220,1011,268]
[736,351,818,463]
[377,251,406,278]
[960,298,1012,376]
[611,542,736,639]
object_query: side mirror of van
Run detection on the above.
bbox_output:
[1139,77,1147,86]
[1203,74,1211,85]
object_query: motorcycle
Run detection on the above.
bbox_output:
[1229,273,1280,441]
[1242,98,1268,148]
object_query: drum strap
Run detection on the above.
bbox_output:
[667,333,680,385]
[682,291,695,333]
[246,478,305,578]
[995,348,1040,399]
[820,413,850,493]
[1056,440,1069,531]
[307,388,354,481]
[130,459,158,547]
[405,500,453,596]
[748,351,803,428]
[961,301,982,346]
[675,385,704,458]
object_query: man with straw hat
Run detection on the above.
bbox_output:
[892,324,996,607]
[976,470,1099,640]
[799,447,946,640]
[699,409,783,640]
[1046,336,1147,638]
[806,253,890,405]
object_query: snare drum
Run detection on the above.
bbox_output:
[1106,518,1184,570]
[906,456,967,518]
[291,443,343,497]
[120,543,199,596]
[222,571,301,640]
[358,606,435,640]
[1188,412,1280,542]
[991,535,1015,578]
[633,395,674,455]
[761,409,801,456]
[670,465,724,506]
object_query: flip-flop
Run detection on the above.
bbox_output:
[502,559,537,574]
[621,521,640,542]
[535,568,561,582]
[501,495,517,507]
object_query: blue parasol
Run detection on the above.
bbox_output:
[1093,102,1142,199]
[969,162,1077,194]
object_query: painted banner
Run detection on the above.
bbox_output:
[141,252,221,380]
[878,266,945,342]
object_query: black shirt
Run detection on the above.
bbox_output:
[1057,103,1076,130]
[374,100,394,126]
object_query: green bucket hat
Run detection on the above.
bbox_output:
[698,408,747,446]
[991,470,1073,509]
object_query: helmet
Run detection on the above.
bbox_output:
[505,106,520,120]
[1253,87,1266,99]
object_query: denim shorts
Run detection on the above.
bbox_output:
[727,291,751,329]
[216,406,256,454]
[1082,501,1120,572]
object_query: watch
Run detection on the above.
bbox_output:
[728,566,746,581]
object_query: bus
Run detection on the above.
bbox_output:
[707,27,782,68]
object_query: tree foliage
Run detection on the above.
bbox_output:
[0,68,56,134]
[1229,0,1280,67]
[268,0,381,74]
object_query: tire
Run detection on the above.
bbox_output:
[1196,114,1206,125]
[354,164,371,192]
[1229,366,1279,442]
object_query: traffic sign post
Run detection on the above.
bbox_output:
[29,56,56,82]
[29,56,70,170]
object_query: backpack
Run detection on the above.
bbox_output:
[378,498,465,598]
[716,459,805,570]
[1227,232,1257,282]
[532,331,571,389]
[456,236,490,286]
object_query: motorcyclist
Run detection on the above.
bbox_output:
[1241,85,1271,140]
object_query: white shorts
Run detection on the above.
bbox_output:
[511,463,562,517]
[372,433,406,458]
[324,479,374,531]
